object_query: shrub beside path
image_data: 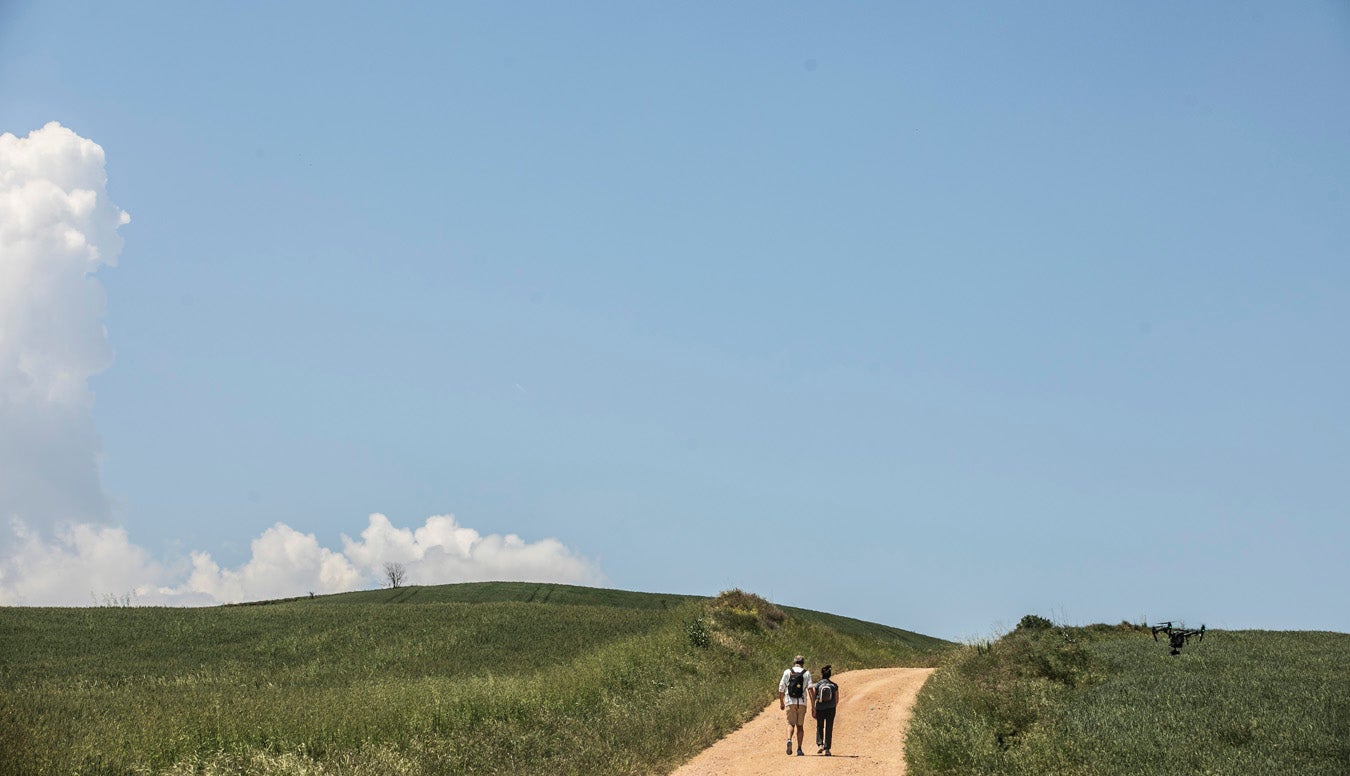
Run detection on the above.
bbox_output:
[670,667,935,775]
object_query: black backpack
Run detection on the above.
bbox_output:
[786,669,806,699]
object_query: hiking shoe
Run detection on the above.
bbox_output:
[786,740,793,755]
[824,750,832,757]
[796,749,804,757]
[817,745,825,754]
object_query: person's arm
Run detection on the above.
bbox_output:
[777,671,787,709]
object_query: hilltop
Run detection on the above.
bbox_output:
[302,581,948,652]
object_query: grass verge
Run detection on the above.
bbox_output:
[905,617,1350,775]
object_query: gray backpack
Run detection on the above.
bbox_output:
[815,680,838,708]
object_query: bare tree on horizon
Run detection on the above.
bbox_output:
[383,561,407,589]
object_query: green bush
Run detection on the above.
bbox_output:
[1015,614,1054,631]
[710,589,785,629]
[684,617,710,649]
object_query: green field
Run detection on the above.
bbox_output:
[8,588,1346,775]
[905,618,1350,775]
[0,583,946,775]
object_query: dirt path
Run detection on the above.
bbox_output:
[670,667,935,775]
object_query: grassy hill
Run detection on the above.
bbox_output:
[906,618,1350,775]
[0,583,947,775]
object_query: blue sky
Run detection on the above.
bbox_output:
[1,2,1346,638]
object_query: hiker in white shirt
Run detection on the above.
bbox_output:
[776,655,812,756]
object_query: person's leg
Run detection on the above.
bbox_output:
[823,708,835,753]
[794,721,806,754]
[815,711,825,752]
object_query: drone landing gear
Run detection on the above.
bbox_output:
[1169,631,1186,655]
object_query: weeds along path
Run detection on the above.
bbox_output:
[670,667,935,776]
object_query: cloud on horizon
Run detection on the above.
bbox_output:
[0,123,602,606]
[0,512,604,605]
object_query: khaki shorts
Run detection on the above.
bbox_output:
[785,704,808,725]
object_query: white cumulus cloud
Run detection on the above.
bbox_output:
[1,122,129,537]
[341,512,603,587]
[0,123,601,607]
[176,523,366,605]
[0,518,166,605]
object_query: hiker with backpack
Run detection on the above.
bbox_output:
[809,664,840,756]
[776,655,813,756]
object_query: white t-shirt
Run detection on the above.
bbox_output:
[778,666,813,706]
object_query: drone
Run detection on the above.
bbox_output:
[1151,621,1206,655]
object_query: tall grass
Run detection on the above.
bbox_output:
[905,619,1350,775]
[0,585,944,775]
